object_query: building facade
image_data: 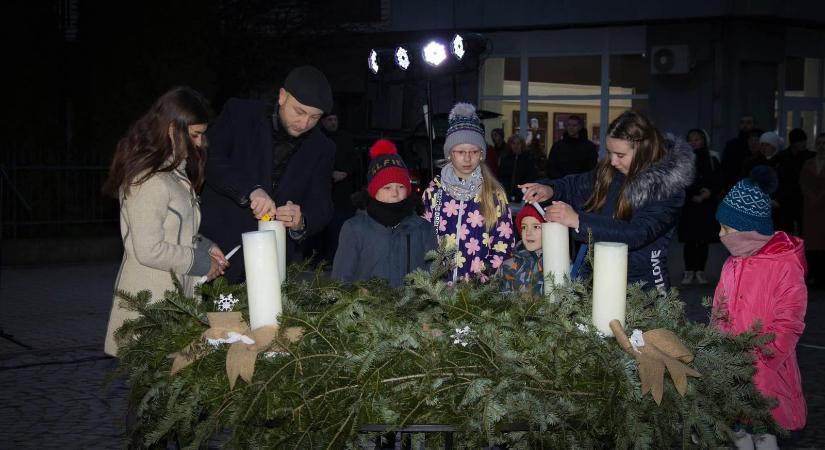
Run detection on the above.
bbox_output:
[364,0,825,154]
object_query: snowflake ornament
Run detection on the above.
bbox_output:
[575,322,607,338]
[450,325,472,347]
[214,293,239,312]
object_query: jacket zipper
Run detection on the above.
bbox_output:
[453,199,465,280]
[727,257,745,313]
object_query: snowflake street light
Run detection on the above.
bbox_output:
[422,41,447,67]
[368,49,379,74]
[452,34,465,60]
[395,46,410,70]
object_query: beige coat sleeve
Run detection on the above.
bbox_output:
[122,176,196,274]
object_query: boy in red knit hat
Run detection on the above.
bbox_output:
[497,204,545,295]
[332,139,437,287]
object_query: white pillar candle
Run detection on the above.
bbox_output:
[592,242,628,336]
[541,222,570,300]
[258,220,287,284]
[242,231,282,330]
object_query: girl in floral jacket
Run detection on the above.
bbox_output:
[422,103,515,282]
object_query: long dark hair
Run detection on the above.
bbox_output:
[583,110,666,219]
[103,86,212,198]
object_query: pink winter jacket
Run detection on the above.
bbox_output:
[712,231,808,430]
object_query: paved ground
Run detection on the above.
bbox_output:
[0,263,127,450]
[0,243,823,449]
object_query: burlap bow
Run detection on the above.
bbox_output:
[609,319,701,405]
[170,312,303,388]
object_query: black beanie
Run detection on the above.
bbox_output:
[283,66,333,112]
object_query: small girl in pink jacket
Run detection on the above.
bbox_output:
[712,167,807,450]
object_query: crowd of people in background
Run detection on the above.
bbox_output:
[319,107,824,292]
[717,113,823,288]
[677,128,722,285]
[105,66,815,446]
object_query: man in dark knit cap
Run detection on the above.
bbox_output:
[200,65,336,281]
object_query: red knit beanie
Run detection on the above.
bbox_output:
[367,139,412,197]
[515,204,545,237]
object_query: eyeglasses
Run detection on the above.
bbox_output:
[452,149,482,159]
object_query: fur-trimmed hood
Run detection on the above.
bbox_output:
[625,135,695,209]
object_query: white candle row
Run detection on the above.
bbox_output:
[591,242,627,336]
[244,214,628,337]
[541,222,570,302]
[242,220,287,330]
[258,220,286,285]
[539,218,627,337]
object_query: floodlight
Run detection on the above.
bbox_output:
[395,46,410,70]
[368,49,379,74]
[452,34,465,60]
[422,41,447,67]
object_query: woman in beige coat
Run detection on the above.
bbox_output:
[102,87,228,356]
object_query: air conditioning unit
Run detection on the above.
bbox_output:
[650,45,690,74]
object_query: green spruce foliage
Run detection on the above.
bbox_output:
[113,246,778,449]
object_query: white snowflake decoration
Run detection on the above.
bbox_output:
[575,322,607,338]
[450,325,472,347]
[214,293,239,312]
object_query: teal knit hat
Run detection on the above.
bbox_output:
[715,166,777,235]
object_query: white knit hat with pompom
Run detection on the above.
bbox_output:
[443,102,487,158]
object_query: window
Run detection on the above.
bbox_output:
[478,36,649,149]
[779,57,825,140]
[610,54,649,95]
[526,56,601,96]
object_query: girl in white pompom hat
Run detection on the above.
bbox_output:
[421,102,515,283]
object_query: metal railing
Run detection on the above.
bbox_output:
[358,424,524,449]
[360,425,456,450]
[0,164,119,239]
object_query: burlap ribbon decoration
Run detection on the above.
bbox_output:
[169,312,303,389]
[609,319,701,405]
